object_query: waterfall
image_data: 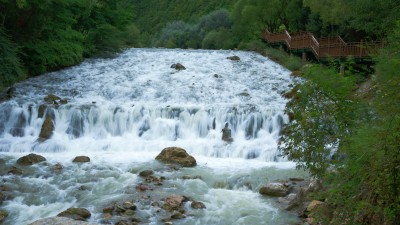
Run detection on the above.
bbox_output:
[0,49,305,225]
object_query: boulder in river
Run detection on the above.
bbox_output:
[221,123,233,143]
[138,170,154,177]
[44,94,61,104]
[29,217,96,225]
[170,63,186,70]
[52,163,63,172]
[155,147,196,167]
[72,156,90,163]
[0,210,8,223]
[163,194,186,211]
[38,114,54,142]
[227,56,240,61]
[38,104,48,118]
[191,201,206,209]
[259,182,289,197]
[16,153,46,166]
[57,207,91,221]
[8,166,23,175]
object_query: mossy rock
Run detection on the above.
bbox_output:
[38,114,54,142]
[155,147,196,167]
[72,156,90,163]
[57,207,91,221]
[38,104,47,118]
[44,94,61,104]
[171,63,186,70]
[16,153,46,166]
[227,56,240,61]
[0,210,8,223]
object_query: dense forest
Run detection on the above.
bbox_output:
[1,1,399,224]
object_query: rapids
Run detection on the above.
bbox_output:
[0,48,306,224]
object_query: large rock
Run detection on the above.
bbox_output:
[29,217,97,225]
[138,170,154,177]
[155,147,196,167]
[305,200,333,224]
[221,123,233,143]
[44,94,61,104]
[16,153,46,166]
[38,114,54,142]
[227,56,240,61]
[259,182,289,197]
[170,63,186,70]
[163,194,186,211]
[38,104,47,118]
[72,156,90,163]
[286,187,309,216]
[57,208,91,221]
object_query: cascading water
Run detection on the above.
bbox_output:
[0,49,306,225]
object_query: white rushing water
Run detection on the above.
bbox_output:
[0,48,306,225]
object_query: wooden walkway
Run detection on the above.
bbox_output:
[262,30,382,61]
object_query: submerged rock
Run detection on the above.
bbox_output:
[181,175,202,180]
[221,123,233,143]
[259,182,289,197]
[163,194,185,211]
[139,170,154,177]
[57,207,91,221]
[8,166,23,175]
[0,210,8,222]
[38,104,47,118]
[16,153,46,166]
[136,183,153,192]
[155,147,196,167]
[38,114,54,142]
[72,156,90,163]
[170,210,186,219]
[29,217,96,225]
[170,63,186,70]
[227,56,240,61]
[52,163,63,172]
[44,94,61,103]
[191,201,206,209]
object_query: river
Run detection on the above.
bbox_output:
[0,48,306,225]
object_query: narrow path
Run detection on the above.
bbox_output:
[262,30,382,62]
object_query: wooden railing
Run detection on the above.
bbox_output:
[262,30,383,60]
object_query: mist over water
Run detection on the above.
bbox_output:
[0,48,306,224]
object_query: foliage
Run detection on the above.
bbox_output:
[262,47,302,71]
[280,22,400,224]
[280,65,357,176]
[0,27,25,91]
[0,0,141,80]
[202,28,235,50]
[133,0,236,40]
[154,9,233,49]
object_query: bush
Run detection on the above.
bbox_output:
[23,40,84,75]
[264,47,302,70]
[202,29,235,49]
[85,24,125,57]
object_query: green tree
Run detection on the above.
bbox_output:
[0,27,25,90]
[279,65,357,176]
